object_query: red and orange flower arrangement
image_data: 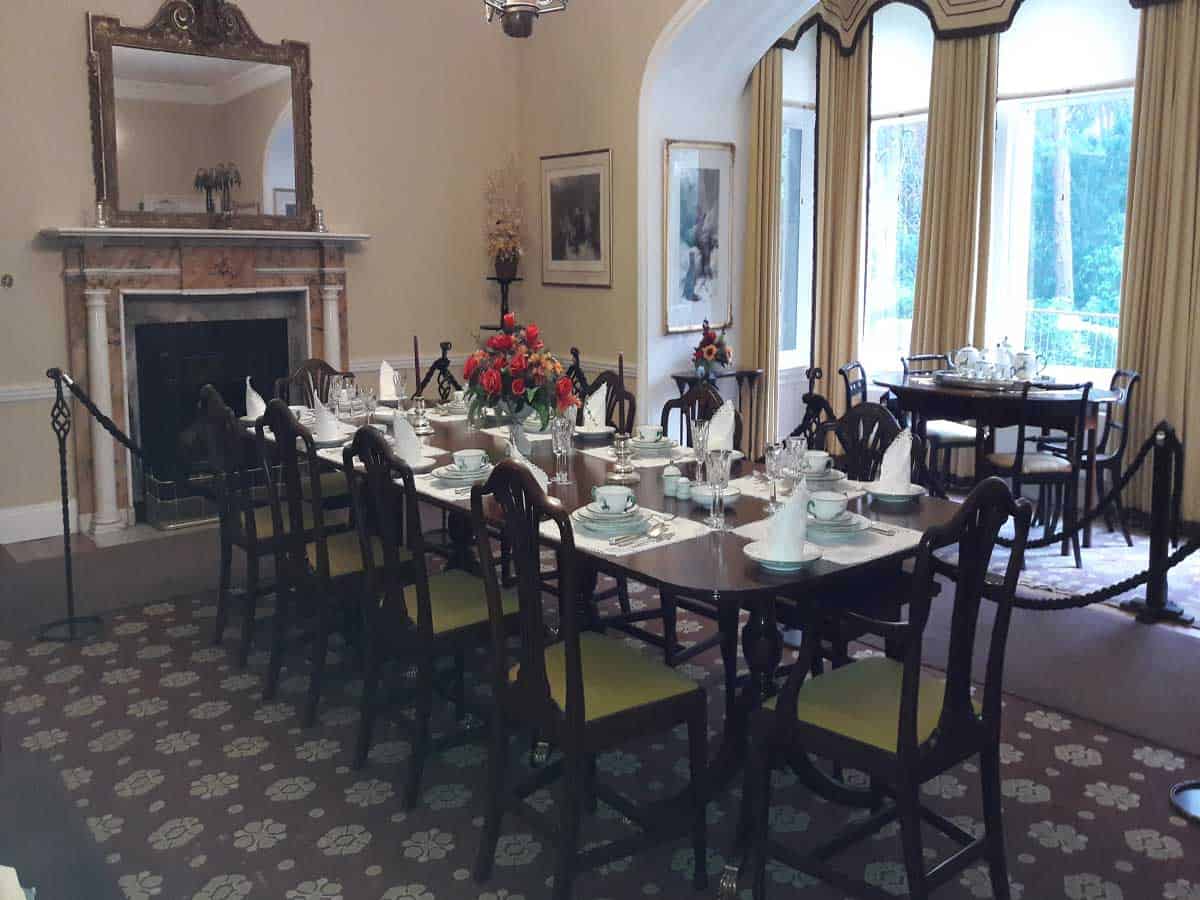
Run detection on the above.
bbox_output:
[463,312,580,428]
[693,319,732,379]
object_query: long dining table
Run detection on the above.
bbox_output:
[298,409,963,796]
[876,373,1118,548]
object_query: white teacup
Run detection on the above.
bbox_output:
[451,389,466,404]
[453,449,488,472]
[636,424,664,442]
[592,484,636,513]
[807,491,848,521]
[803,450,832,473]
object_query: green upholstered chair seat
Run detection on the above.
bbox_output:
[425,569,518,635]
[925,419,978,445]
[306,531,405,580]
[985,451,1071,475]
[511,632,699,722]
[766,657,955,753]
[302,470,352,501]
[250,504,316,540]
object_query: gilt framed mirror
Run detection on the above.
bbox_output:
[87,0,314,230]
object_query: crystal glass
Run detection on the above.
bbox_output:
[550,415,574,485]
[693,419,711,484]
[764,443,784,513]
[393,370,409,407]
[362,387,377,421]
[705,449,733,530]
[783,435,807,487]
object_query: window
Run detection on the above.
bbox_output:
[985,0,1140,383]
[778,29,817,371]
[861,3,934,377]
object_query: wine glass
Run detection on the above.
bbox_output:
[362,387,377,422]
[393,370,409,408]
[764,443,784,514]
[705,449,733,531]
[550,415,574,485]
[693,419,711,485]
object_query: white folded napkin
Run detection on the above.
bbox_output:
[765,476,808,559]
[583,387,608,429]
[392,410,424,464]
[879,428,913,490]
[310,376,342,442]
[507,442,549,491]
[379,359,397,401]
[245,376,267,420]
[707,401,736,452]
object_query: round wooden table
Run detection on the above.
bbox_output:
[874,373,1119,547]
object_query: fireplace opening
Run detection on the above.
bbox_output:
[133,317,290,526]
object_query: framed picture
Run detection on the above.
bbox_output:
[664,140,735,333]
[540,149,612,287]
[273,188,297,217]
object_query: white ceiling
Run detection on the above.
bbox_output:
[112,46,289,105]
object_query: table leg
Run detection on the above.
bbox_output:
[1084,425,1098,549]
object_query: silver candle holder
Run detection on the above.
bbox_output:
[607,433,640,484]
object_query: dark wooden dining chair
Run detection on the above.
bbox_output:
[565,347,589,399]
[1038,369,1140,546]
[787,367,837,451]
[901,353,978,480]
[343,426,518,806]
[577,368,636,433]
[980,382,1092,567]
[273,358,350,406]
[415,341,463,403]
[661,379,743,450]
[255,400,368,726]
[739,478,1033,900]
[470,462,709,900]
[201,385,285,668]
[838,360,868,410]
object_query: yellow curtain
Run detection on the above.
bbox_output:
[909,33,998,355]
[813,28,871,419]
[742,48,784,458]
[1117,0,1200,517]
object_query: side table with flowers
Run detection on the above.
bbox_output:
[692,319,732,381]
[463,312,580,449]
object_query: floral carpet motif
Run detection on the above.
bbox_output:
[1,586,1198,900]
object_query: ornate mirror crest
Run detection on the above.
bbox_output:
[88,0,314,230]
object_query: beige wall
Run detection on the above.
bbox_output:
[0,0,519,512]
[114,97,228,210]
[223,76,292,214]
[512,0,686,364]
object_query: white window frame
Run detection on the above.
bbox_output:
[779,101,817,374]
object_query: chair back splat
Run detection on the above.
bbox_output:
[566,347,589,399]
[274,358,348,406]
[838,360,868,410]
[913,478,1032,757]
[661,379,743,449]
[1099,369,1140,459]
[199,385,256,535]
[471,461,579,728]
[343,426,429,633]
[580,368,637,434]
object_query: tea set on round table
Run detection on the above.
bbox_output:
[943,338,1048,385]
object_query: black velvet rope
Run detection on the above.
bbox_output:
[47,368,144,458]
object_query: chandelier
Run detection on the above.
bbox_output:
[483,0,569,38]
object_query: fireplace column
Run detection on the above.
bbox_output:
[321,284,342,369]
[84,287,124,533]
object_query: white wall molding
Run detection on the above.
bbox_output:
[0,382,57,403]
[0,499,78,545]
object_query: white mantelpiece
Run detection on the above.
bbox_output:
[41,226,371,245]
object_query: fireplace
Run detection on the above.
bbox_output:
[43,227,366,534]
[122,292,307,527]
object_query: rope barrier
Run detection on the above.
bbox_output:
[51,368,144,458]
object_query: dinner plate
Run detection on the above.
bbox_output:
[744,540,822,572]
[431,463,494,482]
[803,468,847,483]
[575,425,617,440]
[863,482,927,503]
[577,501,641,520]
[571,511,650,539]
[807,512,871,535]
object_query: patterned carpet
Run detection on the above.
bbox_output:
[2,581,1198,900]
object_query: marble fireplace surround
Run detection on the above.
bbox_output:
[42,227,370,534]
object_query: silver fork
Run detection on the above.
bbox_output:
[620,529,675,550]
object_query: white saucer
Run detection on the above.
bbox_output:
[864,482,926,503]
[577,501,641,520]
[807,511,871,535]
[432,463,494,482]
[744,541,822,572]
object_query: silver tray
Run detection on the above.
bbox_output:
[932,371,1029,392]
